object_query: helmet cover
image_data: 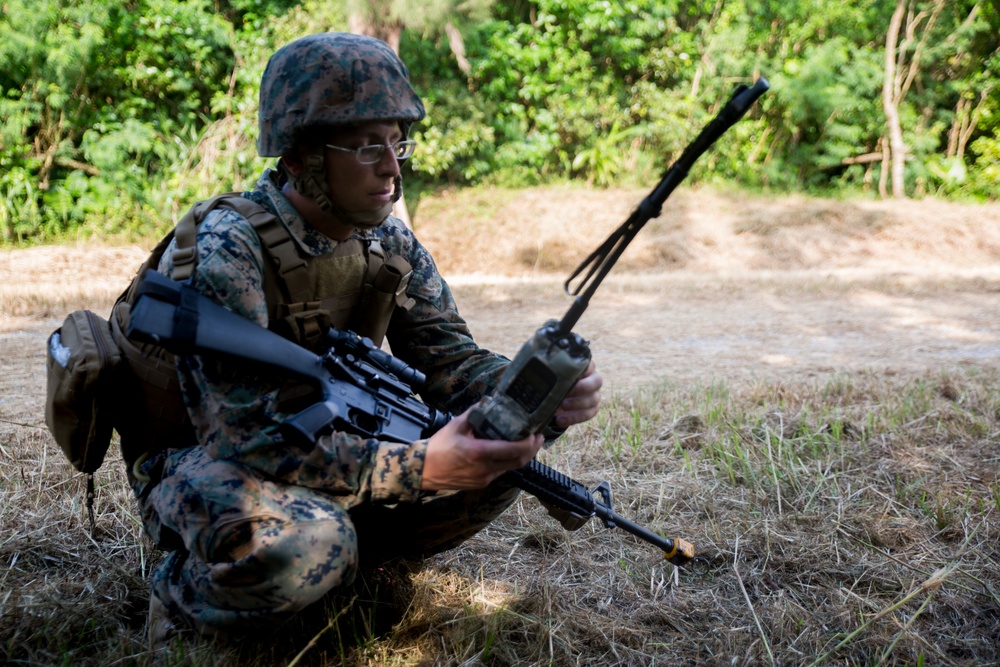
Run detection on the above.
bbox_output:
[258,32,426,157]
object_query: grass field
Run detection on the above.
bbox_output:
[2,186,999,665]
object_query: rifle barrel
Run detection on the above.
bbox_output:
[592,504,694,566]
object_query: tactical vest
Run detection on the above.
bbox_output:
[110,193,415,469]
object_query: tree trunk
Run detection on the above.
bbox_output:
[349,11,402,52]
[879,137,890,200]
[946,97,967,158]
[882,0,907,199]
[444,22,471,73]
[948,88,992,161]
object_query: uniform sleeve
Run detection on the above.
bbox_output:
[161,209,427,505]
[381,223,510,415]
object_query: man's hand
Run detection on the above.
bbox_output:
[553,360,603,429]
[421,407,544,491]
[421,362,602,491]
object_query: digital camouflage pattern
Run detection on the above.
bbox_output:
[138,168,514,637]
[258,32,426,157]
[146,446,521,635]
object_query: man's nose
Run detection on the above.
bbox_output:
[375,145,402,176]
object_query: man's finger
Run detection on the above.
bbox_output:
[473,434,543,466]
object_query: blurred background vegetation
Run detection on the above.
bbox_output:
[1,0,997,245]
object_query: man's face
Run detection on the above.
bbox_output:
[322,121,403,214]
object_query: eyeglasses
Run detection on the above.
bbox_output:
[325,140,416,164]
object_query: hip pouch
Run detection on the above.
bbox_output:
[45,309,123,474]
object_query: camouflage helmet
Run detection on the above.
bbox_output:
[258,33,426,157]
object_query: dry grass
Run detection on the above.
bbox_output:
[3,187,1000,665]
[0,244,148,331]
[3,372,999,666]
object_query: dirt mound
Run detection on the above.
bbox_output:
[4,188,1000,322]
[412,186,1000,277]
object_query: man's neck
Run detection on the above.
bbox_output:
[281,182,356,241]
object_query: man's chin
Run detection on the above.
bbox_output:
[343,203,393,229]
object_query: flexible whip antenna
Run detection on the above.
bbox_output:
[556,77,770,335]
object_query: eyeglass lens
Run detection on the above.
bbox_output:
[357,141,415,163]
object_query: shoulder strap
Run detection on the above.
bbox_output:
[239,202,312,304]
[166,193,313,305]
[110,195,314,473]
[118,232,176,308]
[170,193,238,281]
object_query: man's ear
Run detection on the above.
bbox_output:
[284,141,327,175]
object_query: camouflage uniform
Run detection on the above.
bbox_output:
[138,33,519,638]
[138,168,519,636]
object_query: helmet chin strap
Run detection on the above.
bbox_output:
[281,157,400,231]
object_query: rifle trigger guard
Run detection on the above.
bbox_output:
[592,481,615,529]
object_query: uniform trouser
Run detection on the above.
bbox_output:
[138,446,520,637]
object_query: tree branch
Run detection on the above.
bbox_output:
[54,158,100,175]
[842,152,884,165]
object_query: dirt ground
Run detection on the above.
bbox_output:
[2,187,1000,424]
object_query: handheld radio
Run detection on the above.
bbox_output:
[469,77,770,443]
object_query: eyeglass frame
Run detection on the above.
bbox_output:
[325,140,416,164]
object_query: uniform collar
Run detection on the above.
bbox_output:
[252,168,372,257]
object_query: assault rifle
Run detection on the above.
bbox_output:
[127,269,694,565]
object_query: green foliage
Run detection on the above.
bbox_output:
[765,37,885,189]
[156,0,349,223]
[399,28,495,186]
[215,0,303,31]
[0,0,235,241]
[151,0,347,231]
[968,127,1000,196]
[465,0,695,185]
